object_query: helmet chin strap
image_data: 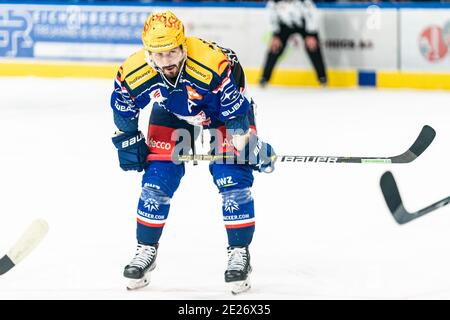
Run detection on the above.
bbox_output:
[144,48,187,87]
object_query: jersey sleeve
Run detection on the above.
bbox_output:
[110,67,141,119]
[214,64,252,123]
[110,67,141,132]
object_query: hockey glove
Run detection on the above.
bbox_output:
[112,131,149,172]
[237,134,276,173]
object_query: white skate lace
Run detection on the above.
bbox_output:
[129,244,157,269]
[227,247,248,271]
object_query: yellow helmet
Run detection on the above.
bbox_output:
[142,11,186,53]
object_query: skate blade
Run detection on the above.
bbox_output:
[229,278,251,295]
[126,274,150,291]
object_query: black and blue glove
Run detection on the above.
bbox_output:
[237,134,276,173]
[112,131,149,172]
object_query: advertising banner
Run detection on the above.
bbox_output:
[0,4,399,71]
[0,4,148,61]
[400,9,450,72]
[319,8,398,70]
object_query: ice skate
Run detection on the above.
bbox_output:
[124,243,158,290]
[224,246,252,294]
[229,278,251,295]
[126,272,152,290]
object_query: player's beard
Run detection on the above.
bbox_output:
[147,48,186,83]
[161,63,181,81]
[161,49,186,82]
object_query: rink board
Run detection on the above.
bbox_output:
[0,2,449,89]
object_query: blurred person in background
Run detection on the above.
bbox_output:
[260,0,327,87]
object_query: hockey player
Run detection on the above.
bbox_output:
[110,10,275,294]
[260,0,327,87]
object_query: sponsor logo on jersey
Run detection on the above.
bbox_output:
[143,183,161,190]
[114,101,134,113]
[186,63,211,81]
[223,213,250,221]
[138,209,165,220]
[148,138,172,150]
[280,156,338,163]
[224,199,240,213]
[220,85,240,106]
[128,69,151,87]
[221,98,244,117]
[215,176,238,188]
[143,198,159,212]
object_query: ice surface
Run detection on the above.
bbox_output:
[0,77,450,299]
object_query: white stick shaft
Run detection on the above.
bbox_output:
[7,219,49,265]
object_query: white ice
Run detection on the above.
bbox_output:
[0,77,450,300]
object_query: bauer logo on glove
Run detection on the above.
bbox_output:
[112,131,149,172]
[119,132,145,148]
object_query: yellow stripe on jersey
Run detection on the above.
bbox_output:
[120,49,157,90]
[185,59,214,85]
[186,37,229,76]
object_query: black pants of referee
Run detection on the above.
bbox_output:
[260,25,327,86]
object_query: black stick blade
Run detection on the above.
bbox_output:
[0,255,15,276]
[380,171,450,224]
[410,125,436,157]
[380,171,408,224]
[392,125,436,163]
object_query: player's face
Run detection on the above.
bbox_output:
[151,47,184,79]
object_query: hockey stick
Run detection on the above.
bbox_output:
[380,171,450,224]
[147,125,435,164]
[0,219,49,275]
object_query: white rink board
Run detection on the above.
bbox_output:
[176,7,398,70]
[1,4,398,71]
[3,4,450,75]
[319,8,398,70]
[173,7,270,70]
[400,9,450,72]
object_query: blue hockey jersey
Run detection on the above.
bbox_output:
[110,37,252,128]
